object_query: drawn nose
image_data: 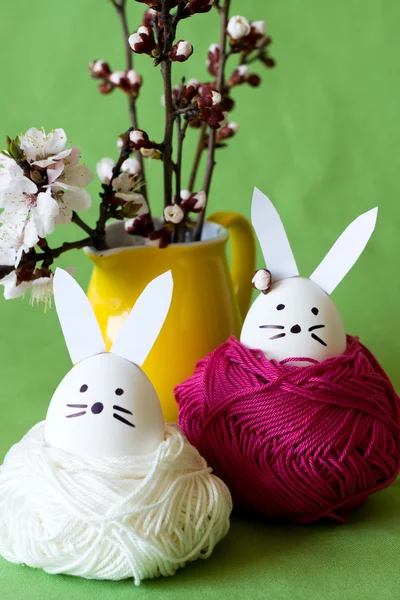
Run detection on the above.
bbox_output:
[290,324,301,334]
[91,402,104,415]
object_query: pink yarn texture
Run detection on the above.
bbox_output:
[176,336,400,523]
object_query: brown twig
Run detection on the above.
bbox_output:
[188,122,207,193]
[38,238,93,261]
[174,117,189,243]
[94,129,133,250]
[112,0,149,207]
[193,0,231,241]
[160,0,175,210]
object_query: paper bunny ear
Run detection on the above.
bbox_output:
[53,268,106,365]
[111,271,173,367]
[310,207,378,295]
[252,188,299,281]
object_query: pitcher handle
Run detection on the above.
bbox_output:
[208,211,256,320]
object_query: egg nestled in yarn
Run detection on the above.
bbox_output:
[175,189,400,523]
[0,270,232,585]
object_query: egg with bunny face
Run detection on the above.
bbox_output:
[240,189,378,366]
[240,277,347,364]
[44,268,173,458]
[45,353,165,457]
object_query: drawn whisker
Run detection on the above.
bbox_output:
[311,333,327,347]
[113,405,133,415]
[308,325,325,332]
[113,413,135,428]
[66,411,87,419]
[259,325,285,329]
[270,333,286,340]
[66,404,88,408]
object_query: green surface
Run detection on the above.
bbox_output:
[0,0,400,598]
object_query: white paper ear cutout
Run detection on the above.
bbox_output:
[53,268,106,365]
[111,271,173,367]
[310,207,378,295]
[252,188,299,281]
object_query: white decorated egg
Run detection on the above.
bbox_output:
[241,189,378,365]
[241,277,346,364]
[45,353,165,457]
[44,268,173,457]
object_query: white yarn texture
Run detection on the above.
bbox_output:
[0,422,232,585]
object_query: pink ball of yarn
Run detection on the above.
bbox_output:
[175,336,400,523]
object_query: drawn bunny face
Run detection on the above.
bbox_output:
[44,269,173,458]
[240,189,378,364]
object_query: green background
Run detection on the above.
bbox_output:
[0,0,399,598]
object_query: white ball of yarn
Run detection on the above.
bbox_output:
[0,422,232,585]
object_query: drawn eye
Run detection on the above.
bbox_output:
[80,384,88,393]
[115,388,124,396]
[276,304,285,311]
[311,307,319,316]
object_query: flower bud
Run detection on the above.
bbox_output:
[228,65,249,86]
[197,88,222,109]
[164,204,185,224]
[252,269,272,294]
[129,129,151,148]
[125,212,154,236]
[200,109,227,130]
[227,16,251,41]
[192,191,206,211]
[98,81,114,94]
[262,56,276,68]
[142,8,158,27]
[181,190,207,214]
[109,71,126,86]
[216,122,240,141]
[207,43,220,77]
[248,74,261,87]
[180,189,192,201]
[129,26,156,55]
[169,40,194,62]
[121,157,141,176]
[251,21,266,36]
[183,0,215,17]
[111,70,143,96]
[89,60,112,79]
[212,91,222,105]
[96,157,115,184]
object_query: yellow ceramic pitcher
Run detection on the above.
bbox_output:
[85,212,255,422]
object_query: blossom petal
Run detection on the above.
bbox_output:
[45,129,68,156]
[62,187,92,211]
[0,271,30,299]
[54,202,73,225]
[32,148,72,168]
[0,248,16,266]
[62,164,94,187]
[19,128,47,162]
[33,192,59,237]
[23,217,40,250]
[47,160,65,185]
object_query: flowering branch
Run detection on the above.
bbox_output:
[94,129,133,250]
[193,0,230,241]
[110,0,149,207]
[160,1,175,210]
